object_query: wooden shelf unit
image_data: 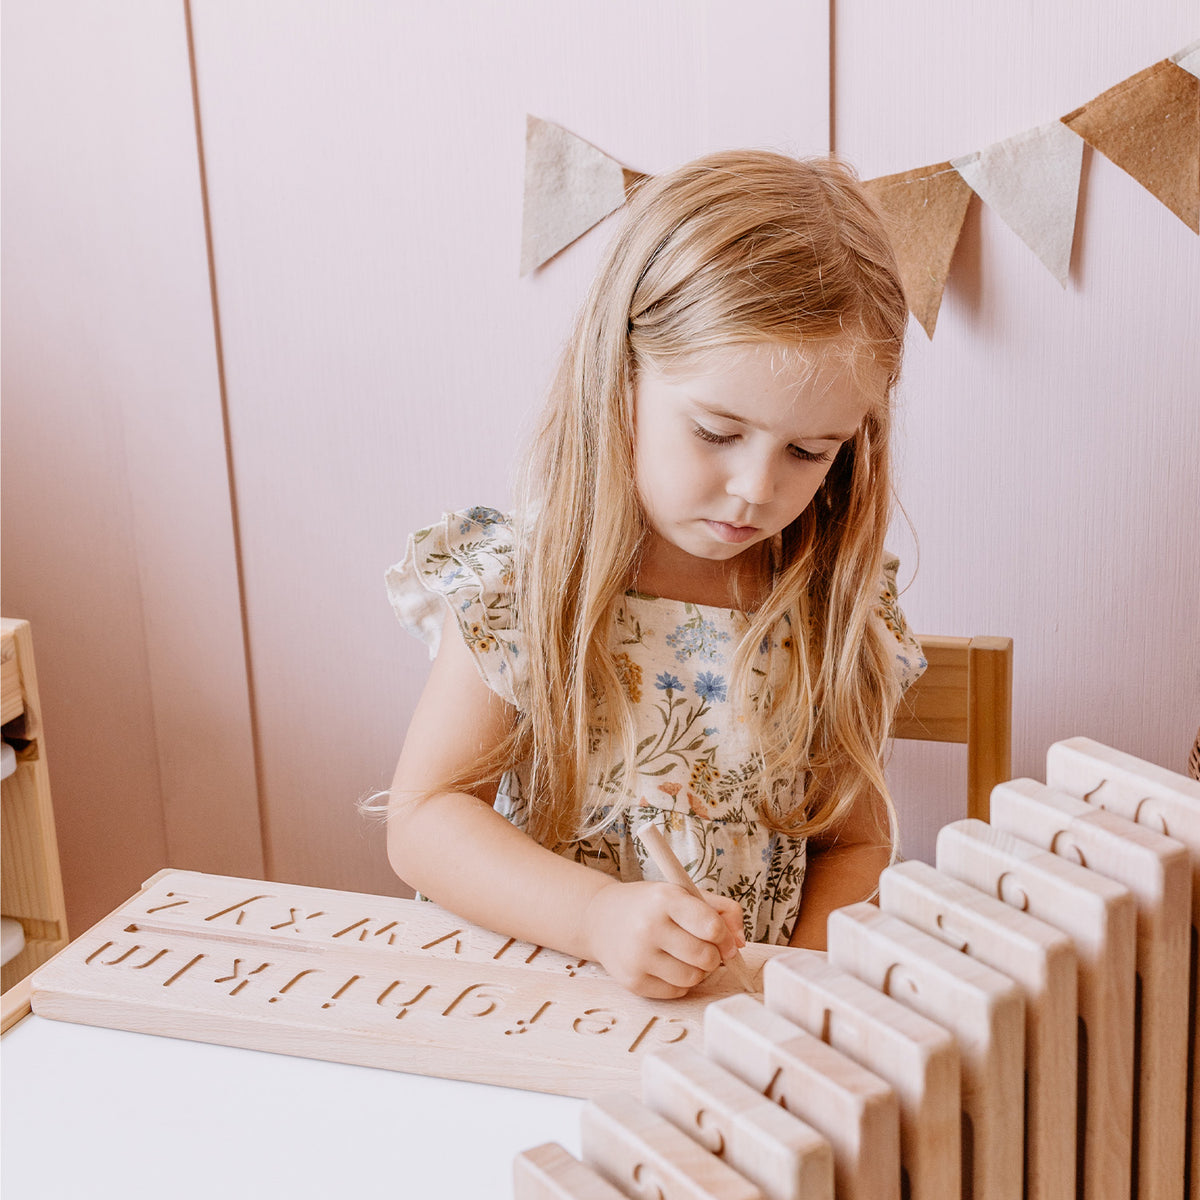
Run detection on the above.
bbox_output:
[1,617,69,994]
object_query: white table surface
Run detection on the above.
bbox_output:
[2,1012,584,1198]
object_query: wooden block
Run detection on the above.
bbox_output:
[29,870,788,1098]
[1046,738,1200,827]
[704,995,900,1200]
[879,860,1078,1200]
[0,624,22,724]
[1047,735,1200,1200]
[991,778,1192,1200]
[642,1045,834,1200]
[581,1091,763,1199]
[762,950,960,1200]
[937,818,1137,1200]
[514,1143,630,1200]
[826,903,1025,1200]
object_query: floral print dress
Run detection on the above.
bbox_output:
[387,507,926,945]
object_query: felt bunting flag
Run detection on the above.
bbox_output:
[863,163,974,338]
[1063,59,1200,233]
[519,115,646,275]
[1171,39,1200,80]
[952,121,1084,285]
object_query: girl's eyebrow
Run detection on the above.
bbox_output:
[694,402,856,442]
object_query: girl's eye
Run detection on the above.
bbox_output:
[789,445,835,464]
[692,424,738,446]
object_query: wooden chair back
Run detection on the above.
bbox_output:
[892,635,1014,821]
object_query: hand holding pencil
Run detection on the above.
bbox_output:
[636,823,759,994]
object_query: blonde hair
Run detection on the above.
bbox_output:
[463,150,908,850]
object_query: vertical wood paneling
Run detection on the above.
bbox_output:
[187,0,829,893]
[1,1,261,931]
[835,4,1200,860]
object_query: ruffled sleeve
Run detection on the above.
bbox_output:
[385,507,526,708]
[879,552,927,695]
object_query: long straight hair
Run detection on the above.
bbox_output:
[462,151,909,850]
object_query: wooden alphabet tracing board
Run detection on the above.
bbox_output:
[28,869,789,1098]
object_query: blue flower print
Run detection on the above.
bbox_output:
[460,506,504,533]
[666,615,731,663]
[655,672,683,693]
[703,727,718,737]
[694,672,727,704]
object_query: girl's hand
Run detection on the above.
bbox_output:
[580,881,747,999]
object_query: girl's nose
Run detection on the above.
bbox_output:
[726,455,775,506]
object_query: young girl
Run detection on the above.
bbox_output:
[385,150,925,999]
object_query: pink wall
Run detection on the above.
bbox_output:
[2,2,1196,928]
[834,3,1200,858]
[2,1,828,928]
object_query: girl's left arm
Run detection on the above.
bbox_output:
[786,787,891,951]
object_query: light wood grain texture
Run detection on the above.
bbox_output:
[514,1143,632,1200]
[990,778,1191,1200]
[762,950,960,1200]
[827,903,1025,1200]
[642,1045,834,1200]
[892,635,1013,821]
[28,869,788,1098]
[704,995,900,1200]
[582,1091,763,1199]
[879,859,1078,1200]
[0,619,69,994]
[937,818,1137,1200]
[1045,738,1200,1200]
[0,632,22,725]
[1,975,33,1034]
[638,823,757,994]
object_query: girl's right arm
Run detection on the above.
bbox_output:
[386,612,745,999]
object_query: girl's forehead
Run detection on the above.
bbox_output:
[644,340,887,403]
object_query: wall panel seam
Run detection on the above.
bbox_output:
[182,0,270,876]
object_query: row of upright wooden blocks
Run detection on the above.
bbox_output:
[515,736,1200,1200]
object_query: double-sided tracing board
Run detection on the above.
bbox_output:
[28,863,788,1098]
[514,737,1200,1200]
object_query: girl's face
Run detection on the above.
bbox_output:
[632,342,877,594]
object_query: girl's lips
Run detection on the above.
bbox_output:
[704,520,759,544]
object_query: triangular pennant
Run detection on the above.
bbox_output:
[1063,59,1200,233]
[1171,39,1200,81]
[863,163,974,338]
[952,120,1084,285]
[519,116,638,275]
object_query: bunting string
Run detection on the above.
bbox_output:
[520,39,1199,338]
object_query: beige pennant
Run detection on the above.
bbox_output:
[1063,59,1200,234]
[863,163,974,338]
[520,116,645,275]
[953,120,1084,285]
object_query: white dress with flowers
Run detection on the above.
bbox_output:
[387,507,926,945]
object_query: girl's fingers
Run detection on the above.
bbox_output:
[665,892,743,962]
[640,945,714,992]
[703,892,748,946]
